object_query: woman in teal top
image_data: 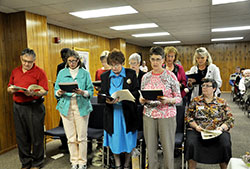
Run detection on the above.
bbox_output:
[54,50,93,169]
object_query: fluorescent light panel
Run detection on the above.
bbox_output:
[110,23,158,30]
[212,26,250,32]
[211,37,244,41]
[212,0,248,5]
[69,6,138,19]
[132,32,170,37]
[153,41,181,44]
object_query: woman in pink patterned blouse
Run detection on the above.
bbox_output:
[139,46,182,169]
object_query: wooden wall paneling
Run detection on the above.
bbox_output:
[0,12,6,152]
[0,12,28,154]
[110,38,127,66]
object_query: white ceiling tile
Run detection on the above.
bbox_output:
[0,0,250,46]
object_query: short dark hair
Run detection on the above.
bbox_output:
[149,46,165,59]
[202,78,217,89]
[60,48,71,62]
[107,48,125,65]
[21,48,36,59]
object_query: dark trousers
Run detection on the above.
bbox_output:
[13,102,45,168]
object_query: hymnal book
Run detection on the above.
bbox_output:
[97,93,114,101]
[92,81,101,87]
[9,84,44,92]
[98,89,135,102]
[186,73,199,80]
[140,89,163,100]
[58,82,78,92]
[201,129,222,140]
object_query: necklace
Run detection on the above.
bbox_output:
[111,78,123,88]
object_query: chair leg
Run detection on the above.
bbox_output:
[102,144,104,168]
[44,135,47,158]
[139,139,142,169]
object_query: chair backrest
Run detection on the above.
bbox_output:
[176,105,185,133]
[88,103,105,129]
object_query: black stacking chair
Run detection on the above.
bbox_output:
[175,104,186,169]
[44,125,66,157]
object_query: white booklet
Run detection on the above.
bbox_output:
[201,129,222,140]
[111,89,135,102]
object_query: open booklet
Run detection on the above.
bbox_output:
[58,82,78,92]
[201,129,222,140]
[9,84,44,92]
[98,89,135,102]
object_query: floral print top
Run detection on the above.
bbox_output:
[141,70,182,119]
[186,95,234,130]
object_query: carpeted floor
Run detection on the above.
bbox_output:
[0,93,249,169]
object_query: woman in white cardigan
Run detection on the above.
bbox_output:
[187,47,222,101]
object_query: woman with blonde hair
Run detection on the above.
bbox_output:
[164,46,187,99]
[187,47,222,100]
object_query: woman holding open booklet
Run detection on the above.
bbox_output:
[100,49,139,169]
[139,46,182,169]
[54,50,94,169]
[185,78,234,169]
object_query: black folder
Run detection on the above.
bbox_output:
[141,89,163,100]
[58,82,78,92]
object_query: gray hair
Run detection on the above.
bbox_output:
[129,53,141,63]
[21,48,36,60]
[193,47,213,66]
[100,50,109,61]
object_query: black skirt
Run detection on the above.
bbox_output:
[185,130,232,164]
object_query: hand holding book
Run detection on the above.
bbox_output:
[98,89,135,103]
[9,84,45,96]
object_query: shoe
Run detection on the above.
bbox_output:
[78,164,87,169]
[71,164,78,169]
[92,156,102,167]
[93,147,103,157]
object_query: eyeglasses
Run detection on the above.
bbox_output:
[68,60,78,64]
[110,64,121,68]
[21,58,34,64]
[150,58,162,62]
[129,62,138,66]
[201,84,213,88]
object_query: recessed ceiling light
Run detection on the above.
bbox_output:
[132,32,170,37]
[212,26,250,32]
[69,6,138,19]
[211,37,244,41]
[153,41,181,44]
[212,0,248,5]
[110,23,158,30]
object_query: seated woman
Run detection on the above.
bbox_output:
[185,78,234,169]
